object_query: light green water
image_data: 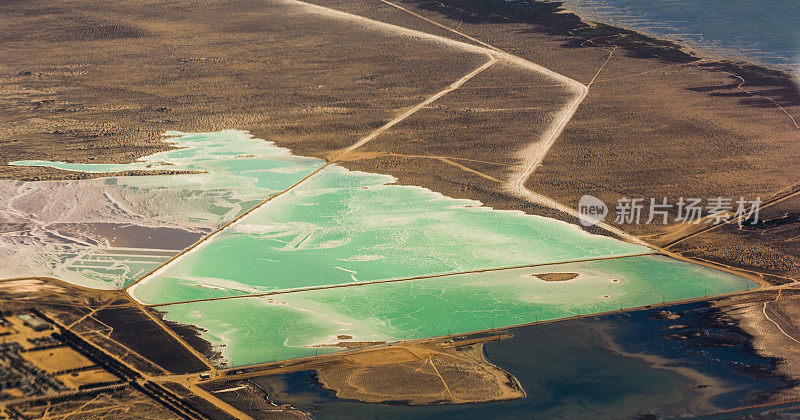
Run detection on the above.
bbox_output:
[159,254,754,367]
[12,130,323,183]
[7,130,756,368]
[129,164,648,304]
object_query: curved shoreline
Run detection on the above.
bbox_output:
[404,0,799,105]
[559,0,800,76]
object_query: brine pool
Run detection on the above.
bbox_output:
[3,130,756,367]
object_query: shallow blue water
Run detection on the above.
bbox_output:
[562,0,800,75]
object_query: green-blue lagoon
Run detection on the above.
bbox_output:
[128,163,649,304]
[3,130,757,367]
[158,255,753,367]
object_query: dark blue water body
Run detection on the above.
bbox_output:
[250,302,794,419]
[605,305,779,409]
[561,0,800,76]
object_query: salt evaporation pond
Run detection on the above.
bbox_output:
[128,164,650,305]
[2,130,322,288]
[158,255,752,367]
[5,130,756,367]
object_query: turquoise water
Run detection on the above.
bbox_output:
[12,130,323,188]
[2,130,322,288]
[7,130,756,368]
[159,254,753,367]
[563,0,800,75]
[129,164,647,305]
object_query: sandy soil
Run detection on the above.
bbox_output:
[315,339,524,405]
[22,347,96,373]
[0,0,487,180]
[533,272,580,282]
[10,387,180,419]
[671,193,800,281]
[56,368,120,388]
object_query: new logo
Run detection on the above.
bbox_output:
[578,195,608,227]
